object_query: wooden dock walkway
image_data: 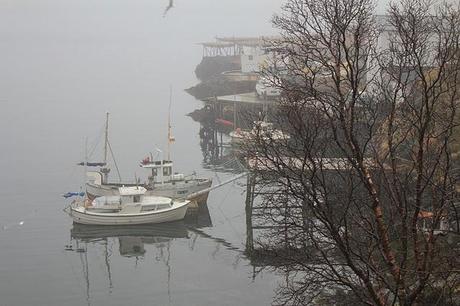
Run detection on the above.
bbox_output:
[204,92,278,105]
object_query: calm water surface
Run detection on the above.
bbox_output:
[0,1,283,305]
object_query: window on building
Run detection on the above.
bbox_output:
[248,55,253,61]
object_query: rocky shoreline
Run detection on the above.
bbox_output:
[185,76,256,100]
[186,54,257,100]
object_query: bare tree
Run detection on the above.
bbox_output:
[242,0,460,305]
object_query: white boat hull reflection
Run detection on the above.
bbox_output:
[71,221,189,241]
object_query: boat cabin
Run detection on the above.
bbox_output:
[119,186,147,204]
[140,159,184,186]
[87,171,103,185]
[88,187,148,213]
[119,186,174,212]
[88,185,174,213]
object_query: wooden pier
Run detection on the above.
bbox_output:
[204,92,278,106]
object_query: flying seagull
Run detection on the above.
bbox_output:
[163,0,174,17]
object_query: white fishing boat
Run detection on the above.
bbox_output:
[86,158,212,203]
[83,112,212,204]
[66,186,190,225]
[229,121,290,145]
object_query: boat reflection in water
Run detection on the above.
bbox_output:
[70,221,189,257]
[67,205,215,306]
[70,204,212,257]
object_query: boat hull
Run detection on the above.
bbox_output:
[68,201,190,226]
[229,131,245,145]
[86,179,212,204]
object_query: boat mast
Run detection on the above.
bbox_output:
[167,86,174,161]
[84,137,88,183]
[101,112,111,183]
[104,112,109,165]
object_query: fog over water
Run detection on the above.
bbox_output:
[0,1,283,305]
[0,0,282,189]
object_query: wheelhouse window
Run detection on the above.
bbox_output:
[163,166,171,176]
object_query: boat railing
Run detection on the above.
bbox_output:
[69,198,93,209]
[63,199,83,214]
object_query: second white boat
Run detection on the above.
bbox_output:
[66,186,190,226]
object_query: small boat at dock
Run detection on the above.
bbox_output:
[65,186,190,225]
[229,121,290,145]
